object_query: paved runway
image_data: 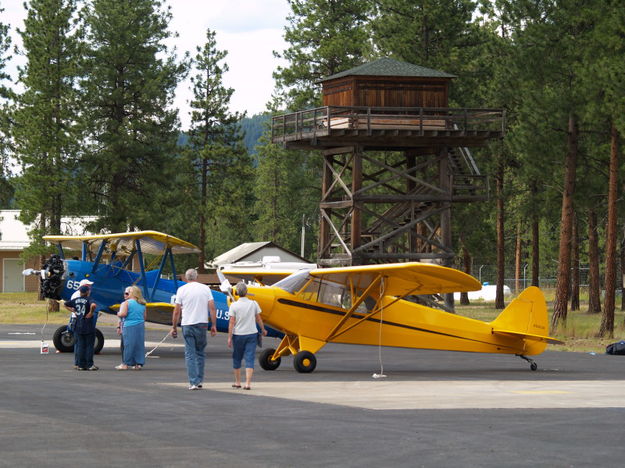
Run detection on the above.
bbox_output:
[1,323,625,467]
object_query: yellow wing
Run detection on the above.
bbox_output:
[308,262,481,297]
[222,270,309,286]
[43,231,200,256]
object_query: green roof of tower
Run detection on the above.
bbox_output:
[320,57,456,82]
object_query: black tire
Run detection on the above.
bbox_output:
[293,350,317,373]
[530,362,538,371]
[259,348,281,371]
[94,328,104,355]
[52,325,74,353]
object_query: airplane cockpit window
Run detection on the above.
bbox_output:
[275,271,377,312]
[274,270,312,294]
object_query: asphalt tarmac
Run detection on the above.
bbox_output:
[1,323,625,467]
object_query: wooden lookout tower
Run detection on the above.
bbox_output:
[271,57,504,268]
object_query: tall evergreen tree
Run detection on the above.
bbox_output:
[372,0,483,105]
[578,0,625,335]
[13,0,82,250]
[274,0,373,109]
[80,0,184,232]
[258,0,374,258]
[253,131,306,254]
[0,3,12,207]
[185,29,254,265]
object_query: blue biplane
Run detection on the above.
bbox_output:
[25,231,282,353]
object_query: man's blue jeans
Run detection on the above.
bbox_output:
[182,323,208,386]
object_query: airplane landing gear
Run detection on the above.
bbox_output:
[52,325,104,354]
[259,348,281,371]
[517,354,538,371]
[293,350,317,373]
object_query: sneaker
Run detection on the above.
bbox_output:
[78,367,88,371]
[88,366,99,371]
[188,384,199,391]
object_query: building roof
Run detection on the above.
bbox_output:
[319,57,456,82]
[210,241,308,266]
[0,210,97,251]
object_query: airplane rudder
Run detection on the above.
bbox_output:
[491,286,548,334]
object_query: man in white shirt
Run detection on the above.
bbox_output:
[172,269,217,390]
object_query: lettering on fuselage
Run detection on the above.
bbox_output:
[216,308,229,321]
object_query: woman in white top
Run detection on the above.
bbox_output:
[227,282,267,390]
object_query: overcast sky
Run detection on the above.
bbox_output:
[2,0,291,129]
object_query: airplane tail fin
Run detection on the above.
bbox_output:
[490,286,563,355]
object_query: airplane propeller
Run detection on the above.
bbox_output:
[217,269,234,301]
[22,268,44,279]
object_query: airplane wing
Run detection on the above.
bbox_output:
[109,302,175,326]
[221,270,310,286]
[43,231,201,256]
[308,262,481,297]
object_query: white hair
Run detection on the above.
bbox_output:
[185,269,198,281]
[235,281,247,297]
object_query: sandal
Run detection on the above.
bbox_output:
[115,364,128,370]
[133,365,143,370]
[243,386,251,390]
[232,384,241,389]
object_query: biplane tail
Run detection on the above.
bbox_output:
[490,286,563,355]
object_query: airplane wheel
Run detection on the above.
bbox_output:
[293,351,316,373]
[530,362,538,371]
[94,329,104,355]
[52,326,74,353]
[259,348,281,371]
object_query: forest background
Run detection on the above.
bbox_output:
[0,0,623,337]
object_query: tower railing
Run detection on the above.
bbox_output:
[271,106,505,143]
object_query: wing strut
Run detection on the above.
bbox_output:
[135,239,148,298]
[91,239,108,273]
[149,246,170,301]
[324,274,383,342]
[326,285,422,341]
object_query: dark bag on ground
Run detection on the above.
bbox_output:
[605,340,625,355]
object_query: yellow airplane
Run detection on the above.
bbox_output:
[220,262,563,373]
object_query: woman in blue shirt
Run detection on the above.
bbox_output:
[116,285,147,370]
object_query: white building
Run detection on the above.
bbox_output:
[0,210,96,292]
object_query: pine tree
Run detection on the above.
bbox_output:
[253,132,301,253]
[80,0,184,232]
[0,3,12,207]
[257,0,373,257]
[13,0,83,250]
[274,0,373,109]
[185,29,253,266]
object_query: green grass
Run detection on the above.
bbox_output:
[457,288,625,353]
[0,292,69,325]
[1,290,623,353]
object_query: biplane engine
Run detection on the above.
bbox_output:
[40,254,65,300]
